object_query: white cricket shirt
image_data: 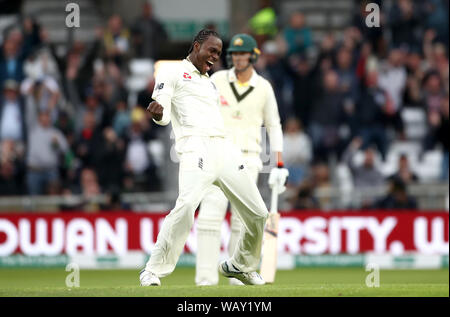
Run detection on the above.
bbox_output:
[210,68,283,155]
[151,59,225,143]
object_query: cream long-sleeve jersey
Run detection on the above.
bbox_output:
[210,68,283,154]
[151,59,226,144]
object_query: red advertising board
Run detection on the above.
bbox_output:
[0,211,448,256]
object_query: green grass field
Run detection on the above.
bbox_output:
[0,267,447,297]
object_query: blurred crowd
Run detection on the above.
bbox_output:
[244,0,448,210]
[0,0,448,211]
[0,2,166,207]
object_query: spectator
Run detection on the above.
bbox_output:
[0,140,26,195]
[377,49,406,136]
[292,161,333,210]
[100,15,131,69]
[388,154,419,185]
[77,167,102,212]
[79,167,101,197]
[354,70,390,159]
[93,127,125,193]
[388,0,421,51]
[73,110,103,168]
[423,0,449,48]
[342,137,385,207]
[45,34,101,108]
[289,54,314,126]
[123,107,160,192]
[26,110,69,195]
[314,33,336,77]
[282,11,313,57]
[282,117,312,186]
[54,111,77,191]
[111,100,131,138]
[248,0,278,46]
[90,61,128,124]
[55,110,76,142]
[295,34,338,125]
[429,43,449,88]
[355,41,373,82]
[422,70,446,114]
[341,26,364,59]
[378,49,408,110]
[403,50,427,107]
[0,27,33,87]
[343,137,385,187]
[334,46,359,103]
[424,94,449,180]
[334,45,360,144]
[308,69,345,161]
[320,31,337,54]
[20,16,44,51]
[291,185,319,210]
[373,178,418,209]
[75,92,104,134]
[436,96,449,180]
[131,2,168,60]
[21,75,60,125]
[0,80,27,144]
[23,44,59,83]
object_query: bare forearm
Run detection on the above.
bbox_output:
[276,152,283,167]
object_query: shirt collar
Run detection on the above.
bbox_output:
[183,58,209,77]
[228,67,258,87]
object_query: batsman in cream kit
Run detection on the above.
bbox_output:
[195,33,288,286]
[140,29,287,287]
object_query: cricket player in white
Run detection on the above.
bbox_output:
[195,34,288,286]
[140,29,269,286]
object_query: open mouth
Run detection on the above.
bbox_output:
[205,60,214,72]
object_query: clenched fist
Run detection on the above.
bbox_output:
[147,101,164,121]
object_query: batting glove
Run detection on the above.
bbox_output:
[268,166,289,194]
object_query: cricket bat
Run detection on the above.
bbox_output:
[259,182,280,283]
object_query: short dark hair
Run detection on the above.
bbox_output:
[188,29,220,54]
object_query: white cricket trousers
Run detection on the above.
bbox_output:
[195,154,261,285]
[144,136,268,277]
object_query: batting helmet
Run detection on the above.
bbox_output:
[226,33,261,67]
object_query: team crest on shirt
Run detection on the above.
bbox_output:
[232,110,242,119]
[183,72,192,80]
[220,95,229,106]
